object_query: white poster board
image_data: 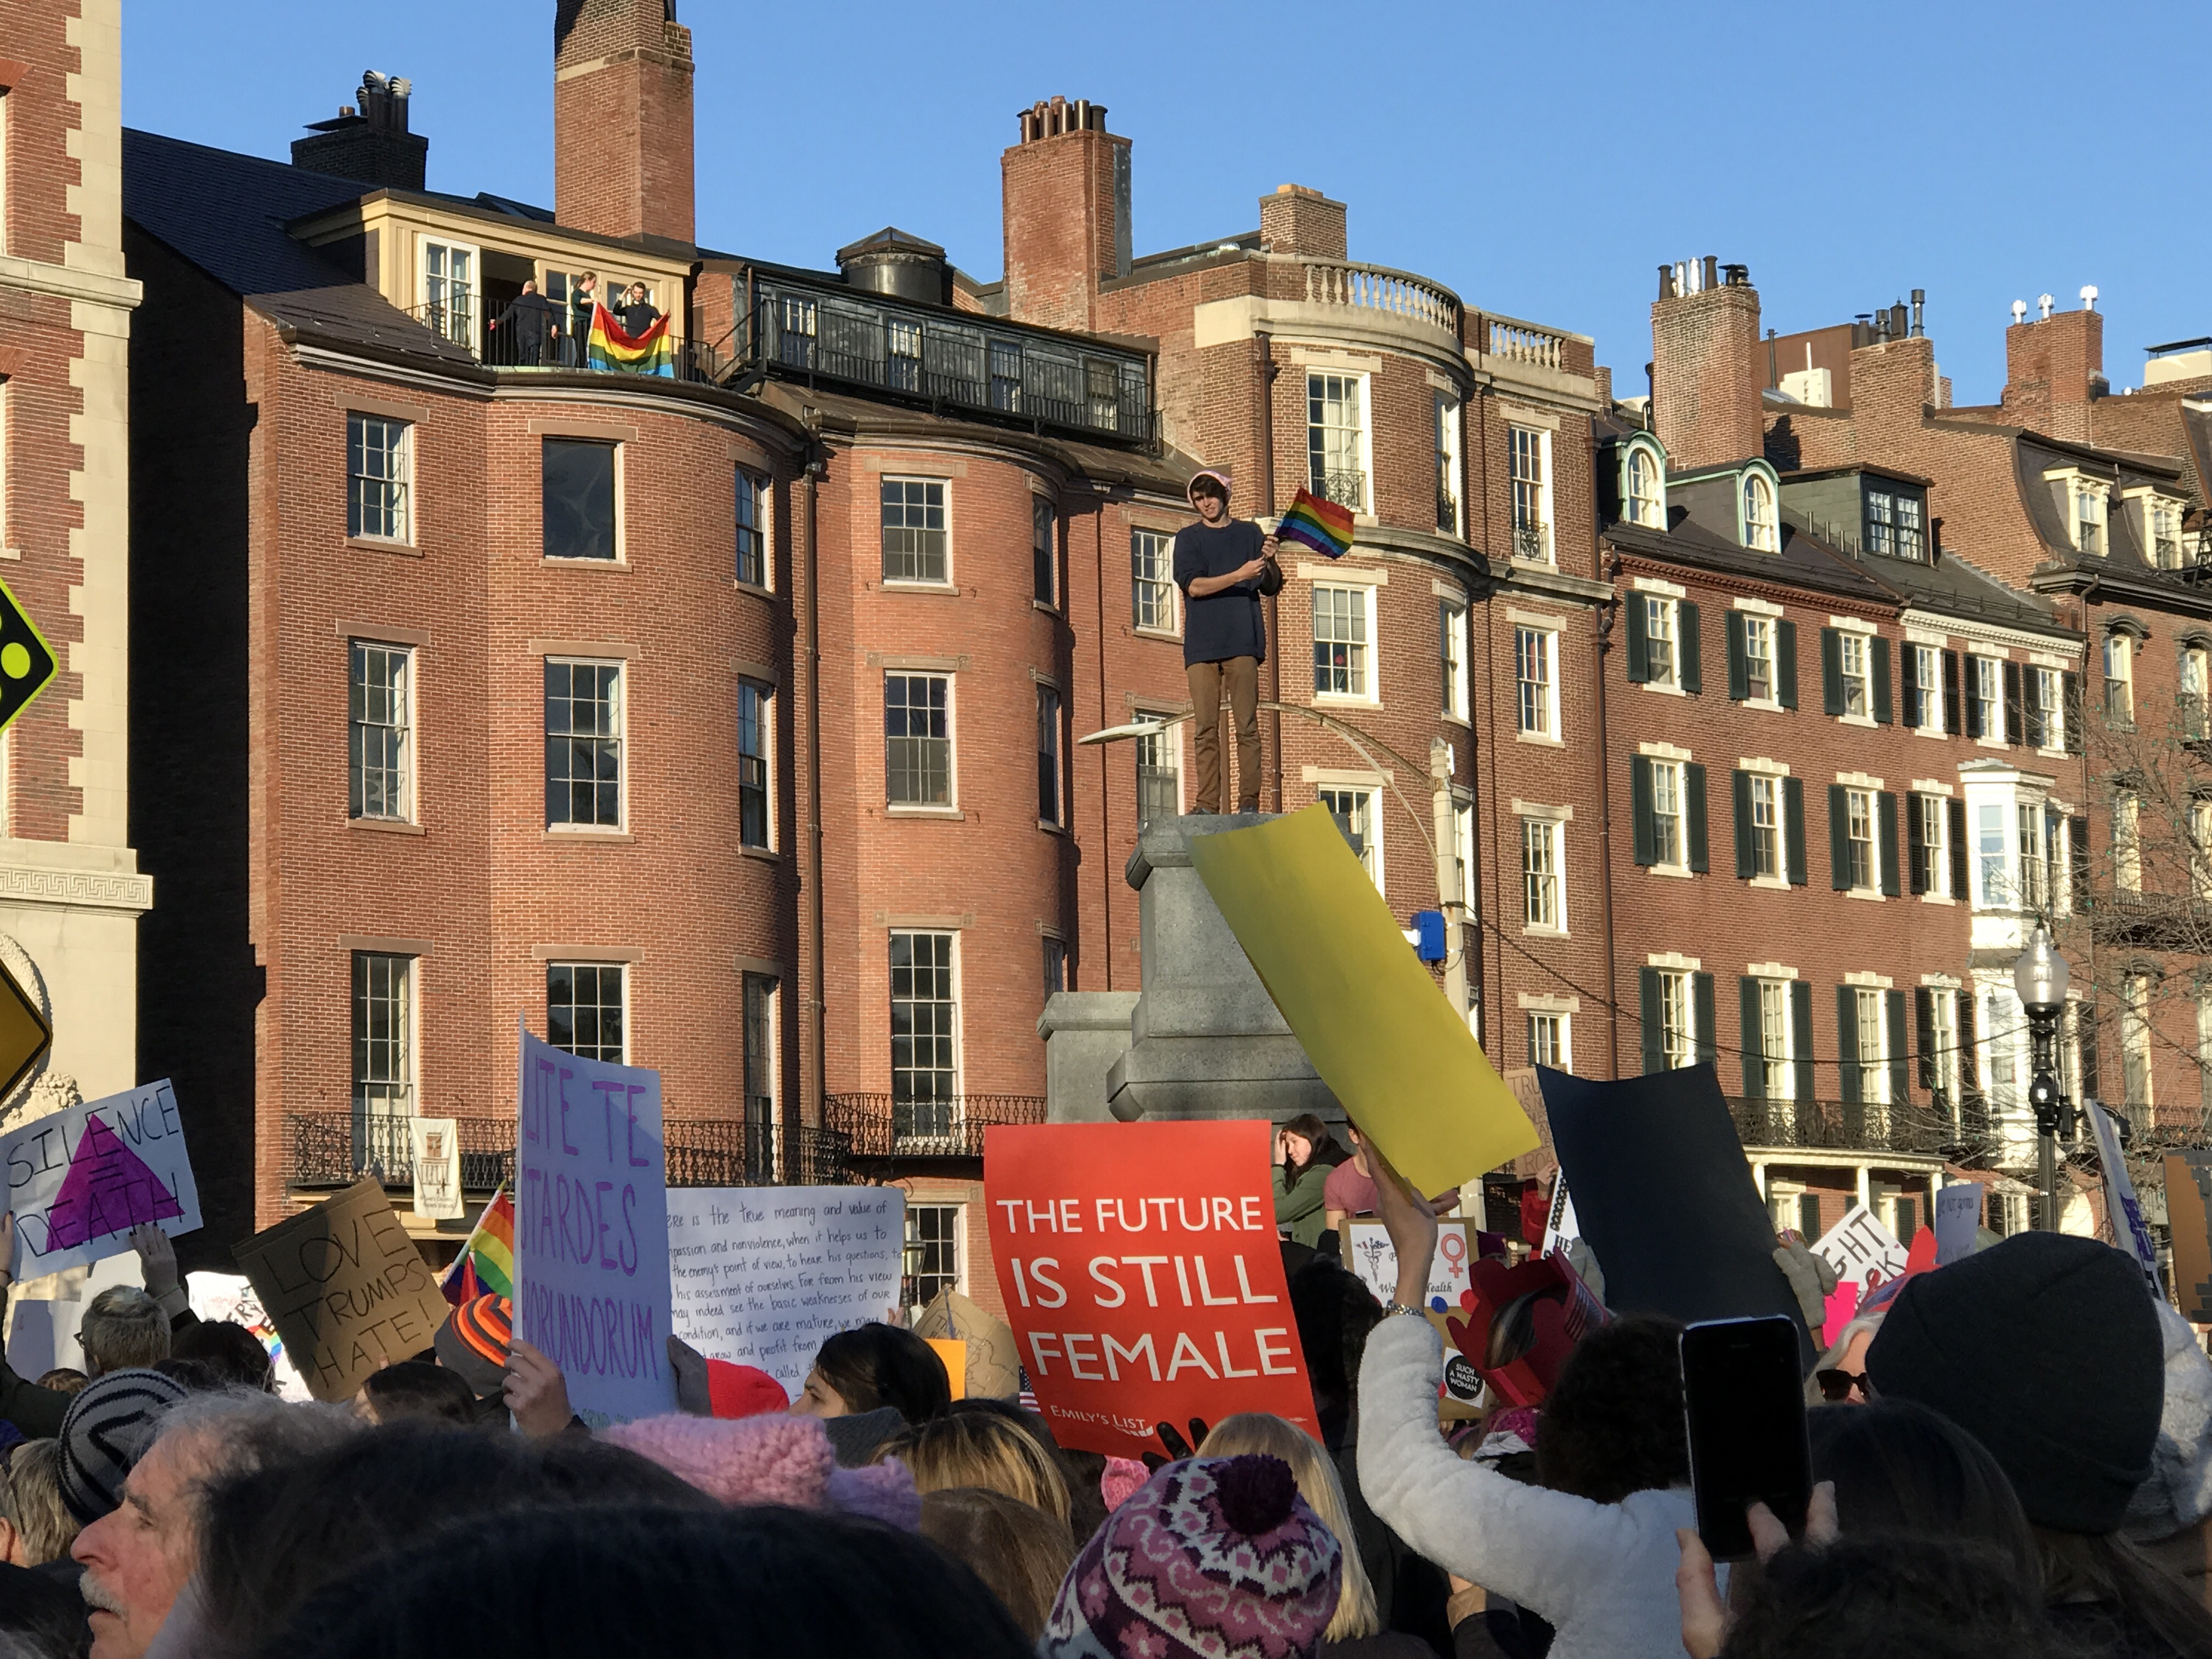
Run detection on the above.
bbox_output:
[185,1269,312,1401]
[665,1186,905,1397]
[408,1118,465,1221]
[1933,1183,1983,1266]
[2088,1102,2164,1295]
[1810,1204,1910,1300]
[1344,1220,1477,1311]
[2,1080,201,1279]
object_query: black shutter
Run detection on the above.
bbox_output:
[1949,797,1971,901]
[1821,628,1844,715]
[1964,655,1984,737]
[1957,989,1982,1130]
[1740,977,1765,1098]
[1680,602,1703,695]
[1626,595,1649,682]
[1639,968,1663,1075]
[1829,785,1851,891]
[1630,757,1656,866]
[1871,637,1894,724]
[1733,770,1755,879]
[1907,795,1927,895]
[1694,973,1718,1066]
[1915,986,1937,1092]
[1792,982,1815,1103]
[2079,997,2102,1102]
[1784,776,1808,886]
[1726,612,1748,701]
[1887,990,1910,1108]
[1837,985,1861,1103]
[1686,763,1709,873]
[1903,645,1924,728]
[2070,814,2090,910]
[1878,791,1901,897]
[2004,660,2024,746]
[2063,671,2084,753]
[1778,620,1799,710]
[1944,649,1963,735]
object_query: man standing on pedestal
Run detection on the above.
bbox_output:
[1173,469,1277,815]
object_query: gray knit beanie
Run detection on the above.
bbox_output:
[59,1367,190,1523]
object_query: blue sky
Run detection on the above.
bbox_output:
[125,1,2208,405]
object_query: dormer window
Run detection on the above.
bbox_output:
[1741,471,1778,552]
[1621,437,1666,529]
[2129,490,2187,568]
[2077,483,2106,554]
[1865,486,1927,561]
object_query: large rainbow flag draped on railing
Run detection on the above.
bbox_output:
[1274,486,1356,559]
[441,1183,515,1307]
[586,302,675,377]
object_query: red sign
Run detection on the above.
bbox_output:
[984,1121,1316,1458]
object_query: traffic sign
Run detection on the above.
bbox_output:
[0,579,55,738]
[0,957,52,1104]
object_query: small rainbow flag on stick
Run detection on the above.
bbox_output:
[1274,487,1356,560]
[441,1183,515,1307]
[586,303,675,377]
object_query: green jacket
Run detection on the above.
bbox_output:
[1274,1161,1332,1249]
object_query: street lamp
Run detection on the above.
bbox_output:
[2011,924,2072,1231]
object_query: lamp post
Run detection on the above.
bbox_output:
[2012,924,2072,1231]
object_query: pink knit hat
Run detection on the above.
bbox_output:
[602,1412,919,1531]
[1187,468,1233,504]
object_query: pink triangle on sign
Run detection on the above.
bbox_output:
[43,1114,184,1251]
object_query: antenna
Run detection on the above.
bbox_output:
[2011,300,2027,325]
[2079,284,2099,312]
[2038,294,2055,320]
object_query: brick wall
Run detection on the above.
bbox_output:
[1001,102,1125,334]
[553,0,696,244]
[1652,280,1764,470]
[2001,308,2103,445]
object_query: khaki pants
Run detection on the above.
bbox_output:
[1187,656,1261,814]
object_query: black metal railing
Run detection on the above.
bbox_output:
[1726,1095,1957,1157]
[287,1113,853,1192]
[1513,522,1551,562]
[1310,470,1367,514]
[405,301,737,384]
[825,1093,1047,1160]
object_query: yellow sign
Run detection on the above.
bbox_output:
[1188,805,1536,1195]
[0,958,52,1103]
[0,580,56,739]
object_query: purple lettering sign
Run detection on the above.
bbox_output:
[4,1080,201,1279]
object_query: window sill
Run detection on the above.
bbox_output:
[1919,893,1956,906]
[1643,681,1687,698]
[1647,865,1696,880]
[880,580,960,596]
[2037,746,2070,761]
[1739,696,1782,713]
[1837,713,1877,729]
[1508,555,1558,573]
[1515,730,1565,747]
[346,535,422,558]
[1522,924,1569,940]
[887,805,964,821]
[1312,693,1382,709]
[349,815,424,836]
[543,826,634,843]
[1914,724,1951,740]
[543,555,629,571]
[1442,712,1472,730]
[1037,819,1068,835]
[1133,627,1183,646]
[1975,735,2009,750]
[738,844,781,864]
[1845,887,1886,902]
[1748,874,1791,891]
[733,579,774,600]
[1032,599,1062,617]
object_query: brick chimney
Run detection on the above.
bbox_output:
[291,72,428,191]
[1001,97,1130,332]
[2000,294,2104,444]
[554,0,695,246]
[1260,184,1345,259]
[1649,257,1764,471]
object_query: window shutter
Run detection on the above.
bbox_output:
[1956,989,1982,1128]
[1877,791,1901,897]
[2063,672,2084,753]
[1725,612,1748,701]
[1871,637,1894,724]
[1828,784,1850,891]
[1963,656,1985,737]
[1784,776,1808,887]
[1836,985,1861,1104]
[2004,660,2024,746]
[1948,797,1971,901]
[1626,596,1649,682]
[1903,648,1924,729]
[1944,650,1963,735]
[1820,628,1844,715]
[2070,814,2090,910]
[1740,977,1765,1098]
[1777,620,1799,709]
[2079,997,2102,1102]
[1679,602,1703,695]
[1887,990,1910,1108]
[1639,968,1663,1075]
[1732,770,1755,879]
[1792,982,1815,1103]
[1630,757,1656,866]
[1685,763,1709,874]
[1915,986,1937,1092]
[1907,795,1927,895]
[1694,973,1717,1066]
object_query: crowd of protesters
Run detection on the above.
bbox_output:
[0,1131,2199,1659]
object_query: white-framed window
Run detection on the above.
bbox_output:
[1651,760,1685,868]
[1984,984,2022,1113]
[885,673,952,808]
[1306,373,1369,514]
[1528,1011,1571,1071]
[1453,798,1476,909]
[1838,633,1869,719]
[1742,615,1775,702]
[2025,666,2062,749]
[2105,633,2135,727]
[1521,816,1564,933]
[882,477,950,584]
[1865,488,1927,561]
[1440,601,1470,722]
[544,659,624,828]
[1644,596,1679,689]
[352,951,415,1121]
[1036,681,1063,827]
[2075,479,2108,555]
[1313,583,1376,700]
[543,437,619,561]
[2194,799,2212,901]
[547,962,626,1063]
[1133,711,1182,826]
[890,931,960,1132]
[2183,645,2210,741]
[1854,987,1891,1105]
[1925,988,1959,1109]
[1894,493,1926,560]
[420,237,477,347]
[736,469,768,588]
[1624,442,1664,529]
[1132,529,1177,634]
[742,971,780,1181]
[1748,774,1781,879]
[346,414,411,543]
[1913,794,1948,897]
[2149,496,2186,568]
[1758,978,1793,1099]
[2123,973,2155,1109]
[1515,626,1558,737]
[1658,970,1695,1069]
[1971,656,2002,738]
[2017,802,2046,910]
[1509,426,1553,561]
[1742,472,1778,551]
[1435,394,1463,537]
[1912,644,1944,731]
[1319,786,1384,896]
[1977,802,2008,905]
[902,1203,963,1311]
[2115,789,2142,894]
[738,679,772,849]
[1845,788,1877,890]
[348,641,413,822]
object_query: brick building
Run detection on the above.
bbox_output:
[0,0,150,1130]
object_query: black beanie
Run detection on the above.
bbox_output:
[1866,1232,2160,1534]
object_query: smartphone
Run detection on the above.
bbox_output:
[1680,1315,1812,1560]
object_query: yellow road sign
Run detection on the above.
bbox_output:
[0,957,52,1104]
[0,579,55,738]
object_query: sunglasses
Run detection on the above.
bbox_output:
[1816,1368,1873,1403]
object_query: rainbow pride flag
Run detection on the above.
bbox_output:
[586,303,674,377]
[441,1183,515,1307]
[1275,487,1356,560]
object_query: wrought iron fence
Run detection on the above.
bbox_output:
[1725,1095,1957,1158]
[404,301,733,383]
[1310,470,1367,514]
[1513,522,1552,563]
[287,1113,851,1191]
[824,1093,1047,1160]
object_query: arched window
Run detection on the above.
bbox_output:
[1626,447,1661,527]
[1742,472,1778,551]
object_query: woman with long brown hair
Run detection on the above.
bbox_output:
[1274,1113,1348,1248]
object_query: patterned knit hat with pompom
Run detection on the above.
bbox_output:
[1039,1454,1340,1659]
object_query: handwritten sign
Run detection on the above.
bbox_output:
[3,1080,200,1279]
[1342,1219,1478,1311]
[515,1026,675,1426]
[664,1186,904,1397]
[408,1118,464,1222]
[233,1176,449,1401]
[185,1270,311,1401]
[2089,1105,2162,1296]
[1809,1204,1910,1302]
[1933,1184,1983,1266]
[985,1120,1313,1459]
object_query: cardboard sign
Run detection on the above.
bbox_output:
[408,1118,465,1222]
[2165,1153,2212,1322]
[1933,1184,1983,1267]
[913,1289,1023,1400]
[985,1120,1314,1458]
[1186,807,1537,1196]
[1809,1205,1910,1304]
[2,1080,200,1279]
[664,1186,904,1398]
[515,1026,676,1426]
[1342,1219,1478,1311]
[2089,1105,2162,1296]
[234,1176,449,1401]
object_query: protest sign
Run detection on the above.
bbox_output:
[234,1176,449,1401]
[185,1270,311,1401]
[1186,807,1536,1197]
[1809,1204,1911,1305]
[664,1185,904,1397]
[515,1026,676,1425]
[1933,1184,1983,1266]
[2089,1104,2162,1296]
[1538,1178,1581,1260]
[2165,1153,2212,1321]
[408,1118,465,1222]
[913,1289,1023,1399]
[985,1120,1313,1459]
[1342,1219,1477,1311]
[925,1338,968,1398]
[1,1080,200,1279]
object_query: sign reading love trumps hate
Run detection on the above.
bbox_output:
[514,1026,676,1426]
[985,1121,1313,1459]
[5,1080,201,1279]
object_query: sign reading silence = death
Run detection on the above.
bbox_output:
[3,1080,201,1280]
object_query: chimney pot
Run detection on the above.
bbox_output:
[2038,293,2055,320]
[2080,284,2099,312]
[1701,255,1718,290]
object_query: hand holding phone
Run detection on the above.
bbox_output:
[1680,1315,1813,1560]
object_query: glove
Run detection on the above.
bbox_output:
[1773,1241,1838,1337]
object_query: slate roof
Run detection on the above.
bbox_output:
[1604,515,1894,605]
